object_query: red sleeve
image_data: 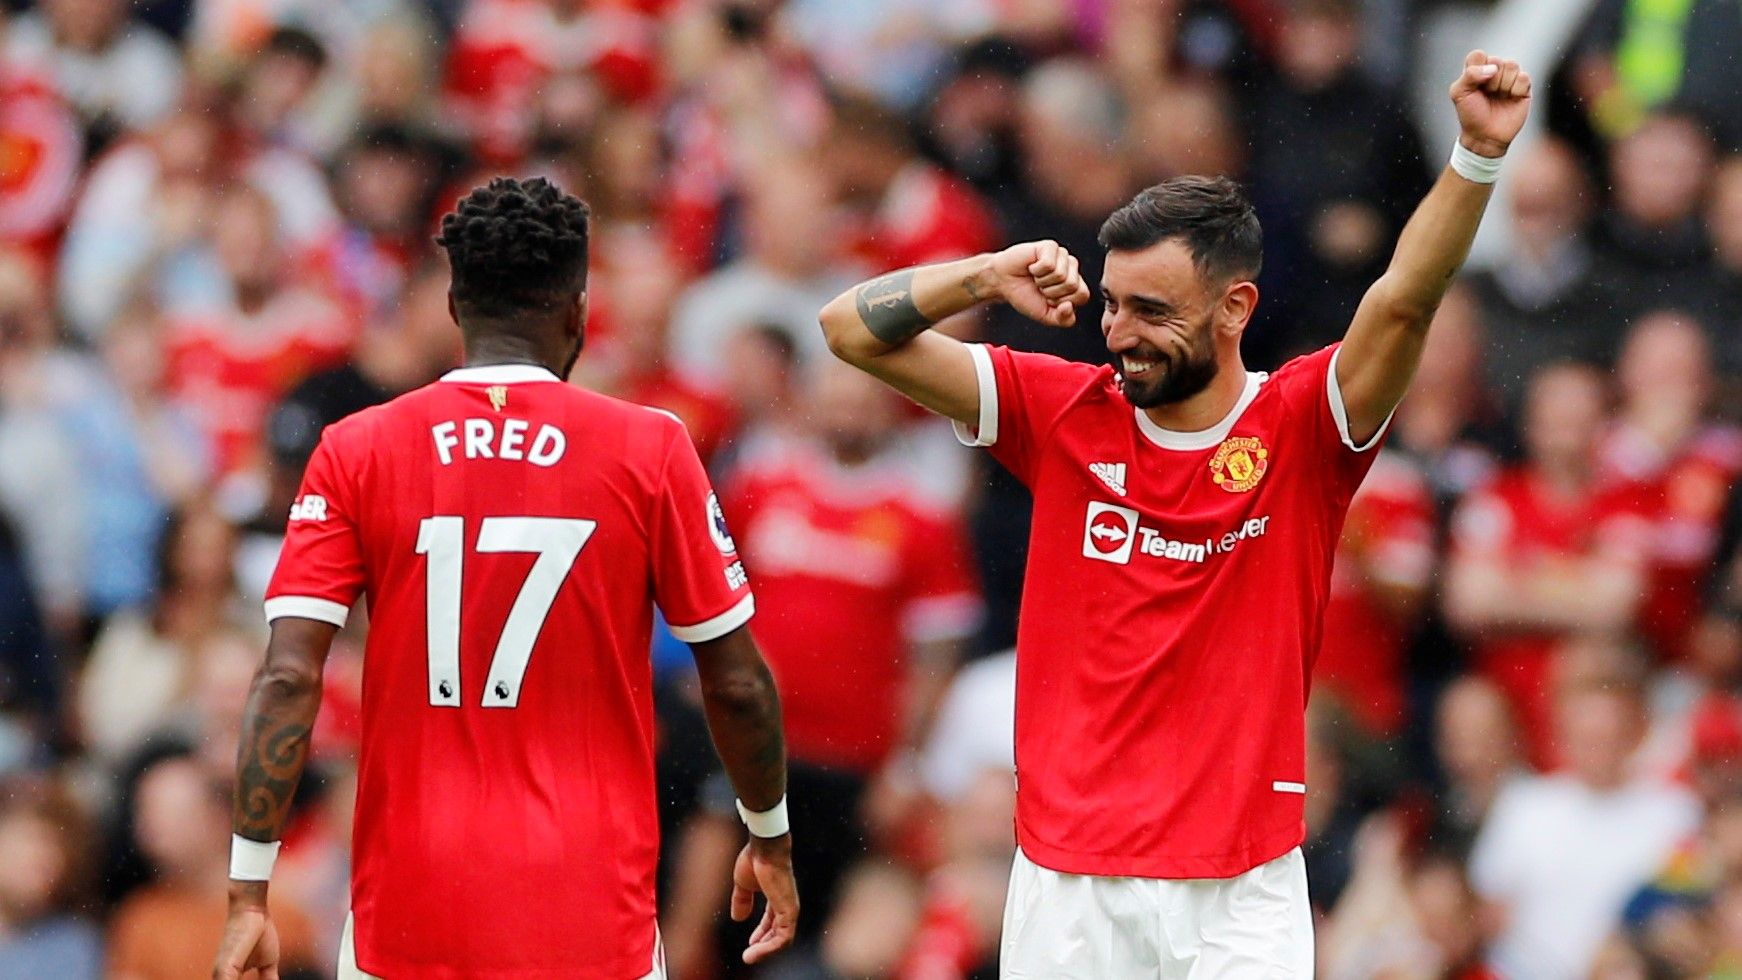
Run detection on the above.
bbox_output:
[898,509,983,644]
[952,344,1100,486]
[650,422,755,643]
[265,431,365,627]
[1271,343,1390,495]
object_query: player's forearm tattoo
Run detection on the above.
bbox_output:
[854,269,931,345]
[233,671,319,841]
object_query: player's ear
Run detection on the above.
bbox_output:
[1220,281,1259,337]
[447,292,460,326]
[568,290,588,343]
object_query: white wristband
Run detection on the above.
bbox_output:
[735,796,790,838]
[1449,140,1504,184]
[229,834,282,882]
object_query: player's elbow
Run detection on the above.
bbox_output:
[700,663,780,722]
[1367,274,1440,332]
[253,650,322,703]
[819,298,878,366]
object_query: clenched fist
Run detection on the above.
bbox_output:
[1450,50,1532,158]
[988,240,1094,328]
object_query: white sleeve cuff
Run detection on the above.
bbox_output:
[951,343,1000,448]
[668,594,756,643]
[1325,346,1393,453]
[264,595,351,628]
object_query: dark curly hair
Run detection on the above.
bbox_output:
[435,177,592,320]
[1098,176,1262,284]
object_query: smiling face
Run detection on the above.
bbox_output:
[1100,239,1249,409]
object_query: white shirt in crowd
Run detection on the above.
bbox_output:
[921,649,1015,804]
[1470,774,1700,979]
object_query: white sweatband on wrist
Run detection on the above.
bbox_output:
[735,796,790,838]
[1449,140,1504,184]
[229,834,282,882]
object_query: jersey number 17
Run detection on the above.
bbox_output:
[414,516,597,708]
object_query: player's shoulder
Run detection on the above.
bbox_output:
[982,344,1119,408]
[1266,343,1340,390]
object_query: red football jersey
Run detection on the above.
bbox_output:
[955,342,1381,879]
[265,363,753,979]
[723,444,980,773]
[164,288,355,473]
[1316,451,1437,735]
[1449,469,1653,766]
[1598,423,1742,662]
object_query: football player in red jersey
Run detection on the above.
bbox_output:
[818,52,1531,974]
[213,177,797,980]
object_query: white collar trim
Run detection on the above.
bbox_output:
[1134,371,1267,451]
[440,364,561,384]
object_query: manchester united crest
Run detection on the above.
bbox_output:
[1209,436,1268,493]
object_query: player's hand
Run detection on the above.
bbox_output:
[988,240,1092,328]
[1449,51,1531,158]
[213,884,281,980]
[730,833,798,965]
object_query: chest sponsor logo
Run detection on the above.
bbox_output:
[1210,436,1269,493]
[1083,501,1139,563]
[1089,461,1127,497]
[1082,501,1272,566]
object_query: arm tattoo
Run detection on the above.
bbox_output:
[854,269,931,345]
[233,669,320,842]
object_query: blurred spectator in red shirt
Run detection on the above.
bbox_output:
[1316,450,1436,737]
[443,0,662,165]
[1600,312,1742,664]
[727,362,980,777]
[822,94,998,273]
[1446,363,1652,765]
[161,183,354,476]
[582,258,737,465]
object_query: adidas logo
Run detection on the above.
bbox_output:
[1090,462,1127,497]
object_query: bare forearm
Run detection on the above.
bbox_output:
[233,620,334,843]
[693,630,786,811]
[1448,563,1640,633]
[820,254,998,363]
[1372,168,1494,322]
[234,663,321,842]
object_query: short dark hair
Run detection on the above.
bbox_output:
[435,177,591,320]
[1098,176,1263,284]
[264,26,327,71]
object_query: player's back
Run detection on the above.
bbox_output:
[267,364,753,978]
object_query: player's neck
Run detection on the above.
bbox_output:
[1139,359,1250,435]
[463,335,564,377]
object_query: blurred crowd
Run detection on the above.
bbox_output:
[1,0,1740,977]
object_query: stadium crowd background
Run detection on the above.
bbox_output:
[0,0,1740,976]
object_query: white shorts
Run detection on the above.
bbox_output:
[337,913,667,979]
[1001,847,1313,979]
